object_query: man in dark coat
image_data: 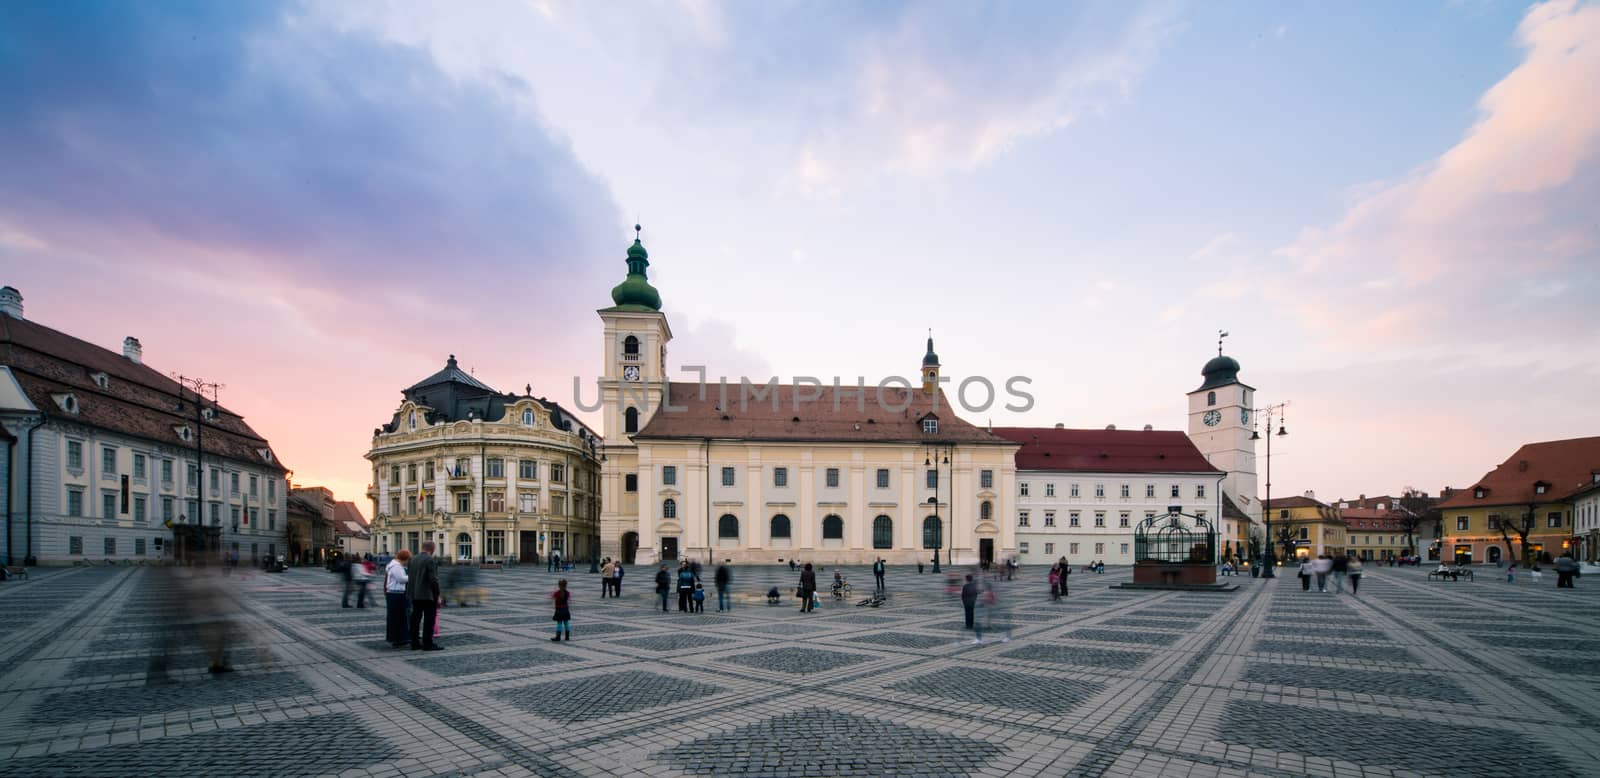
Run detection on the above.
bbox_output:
[406,541,442,650]
[961,574,978,628]
[654,564,671,612]
[799,563,817,612]
[873,558,886,594]
[714,564,732,611]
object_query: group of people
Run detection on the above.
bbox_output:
[1501,554,1583,587]
[598,558,626,598]
[959,572,1009,643]
[1047,558,1072,600]
[338,554,378,608]
[1296,553,1364,594]
[652,559,736,613]
[383,545,443,650]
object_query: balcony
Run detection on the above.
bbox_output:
[621,352,641,364]
[446,468,474,486]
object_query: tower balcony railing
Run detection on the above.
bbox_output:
[621,353,641,363]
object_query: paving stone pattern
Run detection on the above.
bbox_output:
[3,563,1598,777]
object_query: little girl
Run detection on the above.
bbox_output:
[550,579,571,642]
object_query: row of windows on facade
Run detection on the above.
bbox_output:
[406,407,547,431]
[1452,512,1567,531]
[666,513,947,549]
[1016,509,1206,528]
[66,536,277,559]
[654,494,996,525]
[63,489,277,529]
[65,441,279,499]
[624,409,941,436]
[1018,541,1128,557]
[388,459,575,485]
[1019,482,1205,500]
[386,491,587,517]
[634,465,995,491]
[386,529,573,559]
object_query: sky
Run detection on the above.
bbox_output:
[2,0,1597,509]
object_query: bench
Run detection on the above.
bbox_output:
[1428,569,1473,582]
[3,565,26,580]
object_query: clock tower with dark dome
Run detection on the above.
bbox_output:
[1186,341,1259,527]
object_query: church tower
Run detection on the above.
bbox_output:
[598,225,671,564]
[921,333,941,393]
[1185,341,1258,521]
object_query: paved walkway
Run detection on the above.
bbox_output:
[1,563,1596,777]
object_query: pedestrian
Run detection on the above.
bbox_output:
[873,557,886,594]
[339,555,356,607]
[406,541,443,650]
[1506,562,1516,584]
[1556,553,1578,588]
[654,564,671,612]
[715,564,732,611]
[1313,554,1333,593]
[1347,554,1363,595]
[351,556,374,608]
[550,579,571,641]
[960,574,978,630]
[799,562,817,613]
[1298,557,1313,591]
[1059,559,1071,598]
[1006,556,1017,581]
[692,582,706,612]
[676,561,696,612]
[1048,565,1061,602]
[789,559,796,572]
[613,560,625,597]
[1332,554,1349,593]
[550,549,562,573]
[601,558,614,598]
[384,549,411,648]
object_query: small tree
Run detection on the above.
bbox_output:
[1247,529,1263,563]
[1276,524,1297,564]
[1397,487,1440,556]
[1495,507,1536,566]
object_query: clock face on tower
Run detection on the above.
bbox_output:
[1203,410,1222,427]
[1241,409,1250,425]
[622,365,640,382]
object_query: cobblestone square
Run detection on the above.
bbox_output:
[3,563,1598,777]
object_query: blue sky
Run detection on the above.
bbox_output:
[2,0,1596,505]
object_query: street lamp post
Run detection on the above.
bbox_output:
[1251,402,1289,579]
[926,444,952,573]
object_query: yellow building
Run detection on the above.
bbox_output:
[367,357,600,564]
[1263,493,1345,561]
[1438,436,1599,565]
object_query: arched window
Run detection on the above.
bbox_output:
[522,409,534,426]
[663,498,676,519]
[718,514,739,539]
[408,411,417,430]
[980,501,993,522]
[455,532,472,560]
[770,514,792,539]
[1207,391,1216,407]
[873,515,893,549]
[923,516,943,549]
[822,514,844,540]
[623,335,640,355]
[624,407,639,433]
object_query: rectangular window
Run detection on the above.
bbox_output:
[210,469,220,492]
[102,446,117,474]
[162,459,174,483]
[1456,516,1469,531]
[103,492,117,518]
[486,530,506,558]
[877,469,890,488]
[1299,527,1309,540]
[136,538,146,556]
[1019,541,1029,554]
[550,464,565,483]
[186,500,198,523]
[774,467,788,487]
[424,461,435,480]
[486,458,505,478]
[825,468,840,488]
[1037,509,1053,528]
[1548,512,1563,528]
[105,537,116,556]
[519,493,535,512]
[1069,483,1079,498]
[1120,543,1129,555]
[455,458,470,477]
[722,466,736,486]
[425,494,436,513]
[1119,512,1130,528]
[69,536,83,555]
[162,497,173,523]
[230,472,239,494]
[516,460,534,479]
[406,463,417,483]
[487,492,505,512]
[625,473,638,492]
[1094,542,1105,555]
[926,469,938,489]
[1145,511,1156,523]
[1045,483,1055,497]
[406,495,417,515]
[390,466,400,485]
[980,469,993,488]
[133,454,146,479]
[1120,484,1130,498]
[1067,542,1077,555]
[1019,482,1029,497]
[550,495,566,515]
[209,503,220,526]
[1045,542,1055,555]
[1196,484,1206,499]
[1196,510,1206,522]
[1095,484,1105,498]
[1069,511,1080,527]
[923,418,938,434]
[661,465,675,485]
[1145,484,1155,498]
[68,489,84,517]
[390,496,400,515]
[456,492,470,512]
[1094,512,1106,528]
[1170,484,1180,498]
[133,496,146,522]
[231,505,240,527]
[1018,511,1030,527]
[67,440,84,470]
[249,474,258,496]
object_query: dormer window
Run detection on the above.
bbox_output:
[1474,488,1485,499]
[922,417,939,434]
[1534,481,1549,495]
[201,407,215,420]
[53,393,80,414]
[174,425,192,442]
[258,448,273,463]
[90,372,109,389]
[522,409,534,426]
[408,411,417,430]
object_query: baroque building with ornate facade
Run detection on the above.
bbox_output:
[596,229,1019,567]
[366,357,600,565]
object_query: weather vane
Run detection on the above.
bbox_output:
[1217,329,1229,356]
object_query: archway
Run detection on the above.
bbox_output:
[1486,545,1502,564]
[621,532,639,565]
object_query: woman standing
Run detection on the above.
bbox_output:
[1297,557,1313,591]
[550,579,572,641]
[1347,555,1364,595]
[799,562,817,613]
[384,549,412,648]
[1048,564,1061,602]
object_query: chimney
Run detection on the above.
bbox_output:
[123,336,143,364]
[1054,423,1064,429]
[0,286,21,319]
[1105,424,1116,431]
[1358,494,1365,502]
[1303,489,1315,499]
[1143,424,1153,431]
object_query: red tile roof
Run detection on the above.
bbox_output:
[633,382,1012,445]
[0,313,285,470]
[989,427,1222,474]
[1438,436,1600,508]
[333,501,368,529]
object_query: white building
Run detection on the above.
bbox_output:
[0,286,289,566]
[1185,350,1262,557]
[994,425,1225,566]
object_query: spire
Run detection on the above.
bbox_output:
[922,329,940,367]
[610,223,662,311]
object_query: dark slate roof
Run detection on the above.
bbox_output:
[382,356,598,446]
[1221,492,1252,521]
[405,355,494,394]
[633,382,1011,445]
[0,313,286,471]
[990,427,1223,474]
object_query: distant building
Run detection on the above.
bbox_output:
[333,500,371,557]
[1437,436,1600,565]
[1262,492,1346,560]
[993,425,1224,566]
[0,286,288,565]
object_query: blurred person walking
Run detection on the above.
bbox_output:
[1347,555,1364,595]
[1312,555,1333,593]
[715,563,732,611]
[960,574,978,630]
[1332,554,1349,593]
